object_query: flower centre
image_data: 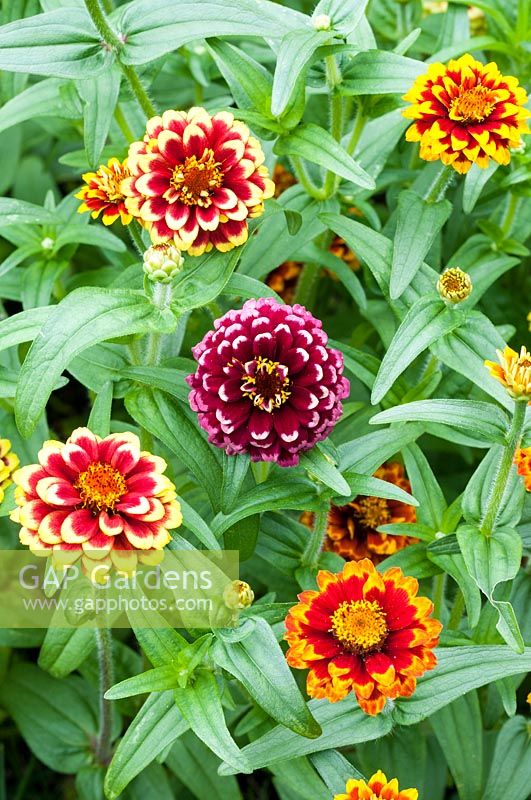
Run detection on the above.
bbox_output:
[449,85,496,123]
[75,462,127,513]
[240,357,291,413]
[330,599,388,654]
[171,148,223,207]
[356,497,390,530]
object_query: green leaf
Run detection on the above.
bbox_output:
[343,472,418,507]
[213,618,321,738]
[105,692,188,800]
[309,750,365,793]
[390,191,451,299]
[21,259,67,310]
[171,247,241,313]
[16,288,175,436]
[0,77,82,134]
[207,39,273,117]
[463,446,525,529]
[338,425,422,474]
[174,671,251,772]
[429,692,483,800]
[371,297,463,404]
[342,50,425,94]
[125,388,223,510]
[87,380,113,438]
[126,762,174,800]
[0,197,58,226]
[221,453,250,514]
[0,306,52,354]
[462,161,498,213]
[166,732,243,800]
[271,29,331,116]
[0,8,114,78]
[222,273,282,302]
[457,524,523,651]
[78,69,121,168]
[106,665,180,700]
[393,646,531,725]
[483,716,531,800]
[219,695,392,773]
[54,222,126,253]
[38,627,95,679]
[428,548,482,628]
[403,444,446,529]
[300,445,351,496]
[275,124,375,190]
[370,400,509,445]
[0,663,97,773]
[119,0,305,65]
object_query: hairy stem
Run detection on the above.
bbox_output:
[145,281,173,365]
[480,399,527,536]
[127,219,146,255]
[289,155,326,200]
[94,627,115,766]
[423,164,454,203]
[322,56,344,198]
[301,507,329,569]
[346,101,365,156]
[114,103,136,142]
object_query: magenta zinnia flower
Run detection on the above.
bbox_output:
[122,107,275,256]
[187,298,349,467]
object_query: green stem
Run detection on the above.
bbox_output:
[423,164,454,203]
[501,193,519,237]
[84,0,157,119]
[346,101,365,156]
[289,155,326,200]
[94,627,114,766]
[480,399,527,536]
[432,572,446,621]
[145,281,173,365]
[301,507,329,569]
[114,104,136,143]
[127,219,146,255]
[322,56,344,198]
[448,590,466,630]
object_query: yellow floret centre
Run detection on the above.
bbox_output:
[449,85,496,123]
[75,462,127,512]
[356,497,391,529]
[171,148,223,207]
[330,599,388,654]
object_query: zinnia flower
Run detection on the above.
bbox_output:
[266,261,303,303]
[334,771,418,800]
[187,298,349,467]
[301,462,417,564]
[10,428,182,573]
[75,157,132,225]
[515,448,531,491]
[0,438,19,504]
[285,559,442,715]
[121,107,275,256]
[437,267,472,304]
[485,345,531,399]
[403,54,530,173]
[273,163,296,197]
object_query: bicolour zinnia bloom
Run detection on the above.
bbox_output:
[0,438,19,504]
[76,158,132,225]
[285,559,442,715]
[334,771,418,800]
[515,448,531,491]
[121,107,275,255]
[403,54,530,173]
[187,298,349,467]
[10,428,182,573]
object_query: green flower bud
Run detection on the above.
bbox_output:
[143,244,184,283]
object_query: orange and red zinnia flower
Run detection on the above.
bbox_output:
[302,462,417,564]
[334,770,418,800]
[515,448,531,491]
[285,559,442,715]
[121,107,275,256]
[0,438,19,504]
[403,54,530,173]
[10,428,182,573]
[75,157,132,226]
[485,345,531,399]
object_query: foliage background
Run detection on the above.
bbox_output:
[0,0,529,798]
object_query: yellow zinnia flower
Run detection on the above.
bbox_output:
[485,346,531,399]
[334,770,418,800]
[0,439,19,504]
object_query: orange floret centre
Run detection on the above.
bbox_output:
[75,462,127,512]
[356,497,391,530]
[330,599,388,654]
[449,85,496,123]
[170,148,223,206]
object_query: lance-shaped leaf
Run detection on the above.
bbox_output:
[390,190,451,299]
[174,671,251,772]
[105,691,189,800]
[271,29,332,116]
[338,425,422,474]
[0,77,82,133]
[300,445,351,496]
[275,124,375,190]
[16,288,176,436]
[462,161,499,213]
[342,50,425,94]
[0,197,58,226]
[78,69,121,168]
[370,399,510,445]
[430,692,483,800]
[214,618,321,738]
[0,306,52,354]
[208,39,273,116]
[371,296,464,404]
[483,716,531,800]
[171,247,241,313]
[38,627,95,679]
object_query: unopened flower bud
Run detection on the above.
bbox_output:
[41,237,55,251]
[143,244,184,283]
[437,267,472,304]
[312,13,331,30]
[223,580,254,610]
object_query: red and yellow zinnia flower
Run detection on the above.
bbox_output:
[403,54,530,173]
[0,438,19,504]
[75,157,132,225]
[302,462,417,564]
[334,770,418,800]
[121,107,275,256]
[285,559,442,715]
[10,428,182,573]
[485,345,531,399]
[515,448,531,491]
